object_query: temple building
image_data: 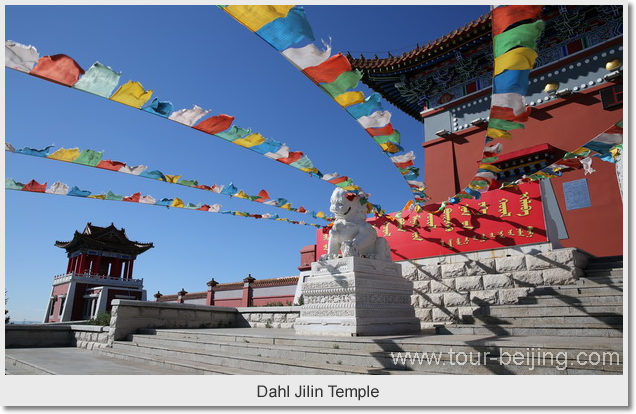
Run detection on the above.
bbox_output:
[346,4,623,257]
[44,223,153,322]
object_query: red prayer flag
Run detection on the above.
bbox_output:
[194,184,214,191]
[366,123,395,137]
[192,114,234,135]
[29,54,85,86]
[328,176,349,185]
[97,159,126,171]
[302,53,352,84]
[297,206,307,213]
[492,5,543,36]
[489,105,531,122]
[198,205,211,211]
[394,160,414,169]
[255,189,270,202]
[21,179,47,193]
[123,192,141,202]
[276,151,303,164]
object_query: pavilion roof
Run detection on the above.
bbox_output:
[55,222,154,255]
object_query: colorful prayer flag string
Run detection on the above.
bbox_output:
[6,142,332,221]
[502,120,623,186]
[440,5,545,209]
[219,6,430,207]
[5,177,326,228]
[4,39,367,202]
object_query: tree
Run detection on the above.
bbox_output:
[5,290,10,324]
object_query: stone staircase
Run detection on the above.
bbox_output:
[438,256,623,337]
[92,324,622,375]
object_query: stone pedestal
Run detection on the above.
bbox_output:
[294,257,420,336]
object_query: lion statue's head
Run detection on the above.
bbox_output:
[329,188,369,222]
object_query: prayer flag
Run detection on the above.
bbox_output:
[5,178,25,190]
[46,181,69,195]
[30,54,85,86]
[346,93,383,119]
[123,192,141,203]
[320,70,362,97]
[493,70,530,95]
[233,133,267,148]
[97,159,127,171]
[105,191,124,201]
[73,149,104,167]
[357,111,391,129]
[139,169,166,180]
[169,105,211,126]
[366,123,395,137]
[72,62,121,98]
[493,20,545,58]
[303,53,352,84]
[256,6,315,51]
[491,93,527,116]
[5,40,39,73]
[224,5,294,32]
[16,145,53,157]
[67,186,91,197]
[494,47,537,76]
[334,91,365,107]
[109,81,153,108]
[215,125,252,142]
[118,164,147,175]
[171,198,185,208]
[492,5,543,36]
[488,118,525,131]
[142,98,174,117]
[281,41,331,70]
[48,148,80,162]
[193,114,234,135]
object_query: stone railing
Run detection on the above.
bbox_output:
[399,246,590,328]
[108,299,238,343]
[71,325,110,349]
[53,272,143,288]
[5,322,108,349]
[236,306,300,329]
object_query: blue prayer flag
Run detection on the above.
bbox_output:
[256,6,315,51]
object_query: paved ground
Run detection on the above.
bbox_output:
[5,347,191,375]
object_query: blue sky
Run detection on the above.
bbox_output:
[4,5,489,322]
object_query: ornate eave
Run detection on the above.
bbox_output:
[54,222,154,255]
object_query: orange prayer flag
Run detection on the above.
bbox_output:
[193,114,234,135]
[302,53,352,84]
[30,54,85,86]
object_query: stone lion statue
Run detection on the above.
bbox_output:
[320,188,392,262]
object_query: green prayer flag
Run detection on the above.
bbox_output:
[215,125,252,142]
[334,179,353,188]
[488,118,525,131]
[177,178,199,187]
[320,70,363,98]
[5,178,25,190]
[106,190,124,201]
[73,149,104,167]
[481,156,499,163]
[493,20,545,58]
[372,130,401,145]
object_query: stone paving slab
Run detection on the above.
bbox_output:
[5,347,190,375]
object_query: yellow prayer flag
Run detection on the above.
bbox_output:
[610,146,621,160]
[478,164,502,173]
[88,194,106,200]
[493,47,538,76]
[299,167,320,174]
[316,211,325,218]
[164,175,181,184]
[334,91,365,107]
[225,5,294,31]
[235,211,249,217]
[341,185,360,191]
[233,133,267,148]
[379,142,400,153]
[110,81,153,108]
[280,203,292,210]
[234,190,250,199]
[171,198,185,208]
[48,148,81,162]
[487,128,513,140]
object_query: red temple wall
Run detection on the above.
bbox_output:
[422,85,622,257]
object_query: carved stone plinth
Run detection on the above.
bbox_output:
[294,257,420,336]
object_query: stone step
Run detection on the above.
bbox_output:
[464,314,623,327]
[116,335,622,375]
[4,356,55,375]
[526,285,623,298]
[518,294,622,306]
[437,325,622,338]
[488,304,622,318]
[93,347,271,375]
[111,340,388,375]
[585,256,623,269]
[578,274,623,286]
[131,329,623,361]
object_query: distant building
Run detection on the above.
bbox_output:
[44,223,153,322]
